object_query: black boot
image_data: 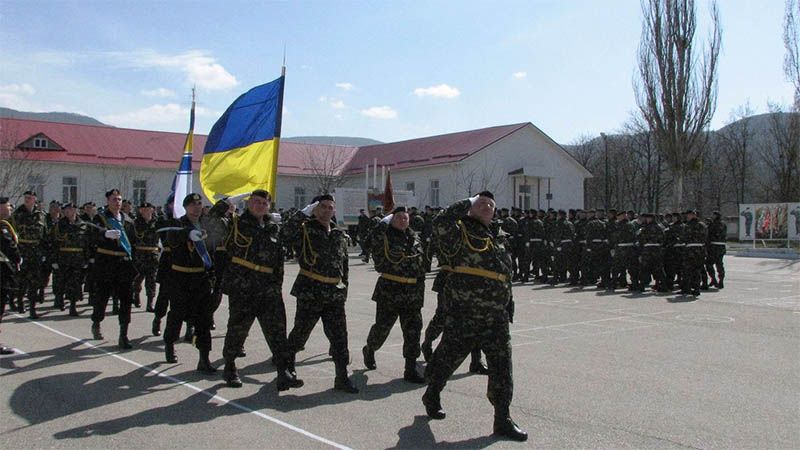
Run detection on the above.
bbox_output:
[69,300,78,317]
[91,321,103,340]
[197,350,217,374]
[224,360,242,387]
[493,407,528,442]
[469,350,489,375]
[421,340,433,363]
[15,296,25,313]
[145,296,155,313]
[363,345,376,370]
[165,342,178,363]
[152,318,161,336]
[55,294,65,311]
[28,299,38,319]
[276,358,304,391]
[718,277,724,289]
[404,358,425,384]
[333,359,358,393]
[422,387,446,419]
[183,324,195,342]
[111,298,119,315]
[118,323,133,350]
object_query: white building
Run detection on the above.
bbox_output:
[0,118,590,211]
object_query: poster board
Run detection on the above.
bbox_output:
[738,203,800,241]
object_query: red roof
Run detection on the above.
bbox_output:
[0,118,530,175]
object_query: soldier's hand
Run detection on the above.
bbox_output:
[189,229,207,242]
[104,229,122,240]
[51,263,59,270]
[381,214,393,224]
[301,201,319,216]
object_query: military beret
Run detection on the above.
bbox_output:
[608,208,617,214]
[392,206,407,214]
[586,208,595,213]
[62,202,76,209]
[568,209,576,214]
[251,189,270,200]
[642,212,655,218]
[475,190,494,200]
[139,202,154,209]
[166,193,175,204]
[684,209,698,215]
[616,210,626,217]
[538,209,546,213]
[23,190,37,197]
[712,210,720,216]
[0,197,9,205]
[183,193,202,206]
[312,194,335,203]
[105,189,121,198]
[596,208,605,213]
[411,206,418,211]
[82,201,96,208]
[49,200,61,206]
[557,209,566,215]
[627,210,635,215]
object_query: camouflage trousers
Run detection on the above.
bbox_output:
[366,300,422,359]
[705,244,726,281]
[639,248,665,289]
[611,247,639,287]
[426,313,513,409]
[58,264,84,302]
[586,244,611,286]
[133,253,159,301]
[663,248,682,289]
[528,243,547,279]
[223,293,289,362]
[16,245,43,306]
[423,291,447,344]
[287,295,350,364]
[681,248,706,293]
[164,272,213,351]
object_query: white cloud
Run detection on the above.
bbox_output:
[319,96,328,103]
[0,83,37,110]
[329,99,345,109]
[413,84,460,99]
[361,106,397,119]
[334,113,344,121]
[0,83,36,96]
[109,50,238,90]
[141,87,176,98]
[335,82,354,91]
[513,71,527,79]
[101,103,187,129]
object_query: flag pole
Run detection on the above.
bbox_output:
[270,56,286,202]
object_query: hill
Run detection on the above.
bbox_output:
[0,107,108,126]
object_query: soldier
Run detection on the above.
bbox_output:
[362,206,426,383]
[610,210,639,291]
[637,213,667,292]
[80,202,98,306]
[681,209,708,297]
[284,194,358,393]
[204,190,303,390]
[152,195,179,336]
[422,192,525,441]
[1,197,21,355]
[740,207,753,238]
[163,193,216,373]
[132,202,160,311]
[89,189,138,349]
[11,191,47,318]
[585,209,611,289]
[357,209,371,260]
[42,200,62,307]
[49,203,89,316]
[548,210,572,285]
[705,211,727,289]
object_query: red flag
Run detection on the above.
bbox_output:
[383,169,395,212]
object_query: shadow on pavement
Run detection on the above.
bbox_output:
[389,415,499,449]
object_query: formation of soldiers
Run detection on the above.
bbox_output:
[1,188,731,442]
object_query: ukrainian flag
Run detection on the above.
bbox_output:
[201,76,285,200]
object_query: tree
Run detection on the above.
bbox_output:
[448,155,504,199]
[761,104,800,202]
[785,0,800,109]
[717,103,756,205]
[300,143,352,194]
[634,0,722,209]
[0,121,51,202]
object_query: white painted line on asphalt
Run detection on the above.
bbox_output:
[511,310,672,334]
[12,314,354,450]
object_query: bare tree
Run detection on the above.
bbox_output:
[634,0,722,209]
[300,143,352,194]
[785,0,800,109]
[448,156,504,199]
[568,134,602,207]
[761,103,800,202]
[0,121,51,202]
[717,103,756,204]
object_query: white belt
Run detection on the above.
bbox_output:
[644,243,661,247]
[617,243,635,247]
[529,238,542,242]
[686,243,704,247]
[561,239,573,243]
[674,243,686,247]
[591,239,605,243]
[710,242,726,246]
[579,240,587,244]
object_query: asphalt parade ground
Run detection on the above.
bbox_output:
[1,254,798,449]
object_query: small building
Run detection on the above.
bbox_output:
[0,118,591,211]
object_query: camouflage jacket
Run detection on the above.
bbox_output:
[165,215,212,273]
[11,205,47,257]
[50,217,89,267]
[637,222,665,249]
[682,218,708,247]
[555,218,575,245]
[525,218,545,245]
[584,218,608,245]
[707,219,727,243]
[0,219,21,281]
[133,216,160,259]
[370,222,426,308]
[91,209,137,280]
[434,199,512,320]
[610,219,637,247]
[574,219,588,244]
[409,213,425,234]
[664,222,684,249]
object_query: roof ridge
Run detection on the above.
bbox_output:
[0,117,202,137]
[356,122,529,149]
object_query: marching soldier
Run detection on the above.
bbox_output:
[610,210,639,291]
[357,209,371,260]
[284,194,358,393]
[681,209,708,297]
[422,192,526,441]
[362,206,427,383]
[49,203,89,316]
[1,197,21,354]
[152,195,179,335]
[80,202,98,306]
[43,200,62,307]
[206,190,303,390]
[550,210,575,285]
[132,202,160,311]
[663,213,684,291]
[89,189,138,348]
[11,191,47,318]
[163,193,216,373]
[705,211,727,289]
[585,209,611,289]
[637,213,667,292]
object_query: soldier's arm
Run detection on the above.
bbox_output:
[433,199,471,250]
[341,236,349,285]
[370,221,389,272]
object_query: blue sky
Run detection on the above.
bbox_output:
[0,0,792,145]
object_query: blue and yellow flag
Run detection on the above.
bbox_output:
[200,76,285,200]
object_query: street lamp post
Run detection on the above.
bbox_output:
[601,132,609,210]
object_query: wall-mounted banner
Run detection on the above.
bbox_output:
[738,203,800,241]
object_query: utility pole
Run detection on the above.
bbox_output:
[601,132,609,210]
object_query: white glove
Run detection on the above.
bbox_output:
[270,212,282,223]
[468,195,480,205]
[189,229,207,242]
[301,202,319,216]
[51,263,59,270]
[610,250,616,257]
[525,242,530,248]
[381,214,393,224]
[89,258,95,264]
[105,229,121,240]
[41,256,47,262]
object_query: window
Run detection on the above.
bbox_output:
[429,180,440,207]
[132,180,147,205]
[405,182,415,194]
[294,187,306,209]
[33,137,48,149]
[26,175,45,199]
[518,184,531,210]
[62,176,78,204]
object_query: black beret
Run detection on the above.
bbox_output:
[23,190,37,197]
[392,206,407,214]
[684,209,698,215]
[62,202,76,209]
[475,190,494,200]
[312,194,335,203]
[166,193,175,203]
[596,208,605,213]
[251,189,270,200]
[712,210,720,216]
[121,199,132,205]
[586,208,595,213]
[627,210,635,214]
[608,208,617,214]
[49,200,61,206]
[139,202,154,209]
[82,201,96,207]
[0,196,9,204]
[557,209,566,215]
[568,209,576,214]
[616,210,626,216]
[183,193,202,206]
[105,189,121,198]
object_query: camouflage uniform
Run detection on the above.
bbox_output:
[43,213,60,307]
[152,212,180,335]
[50,216,89,315]
[573,214,589,284]
[663,219,684,291]
[0,219,20,321]
[705,217,727,288]
[357,212,372,259]
[610,218,640,290]
[424,199,515,418]
[637,219,667,291]
[11,205,47,317]
[551,216,575,284]
[584,216,611,288]
[681,217,708,296]
[132,215,160,310]
[364,220,426,377]
[284,208,356,391]
[525,216,547,282]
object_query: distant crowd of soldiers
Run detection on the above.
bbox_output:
[1,189,730,442]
